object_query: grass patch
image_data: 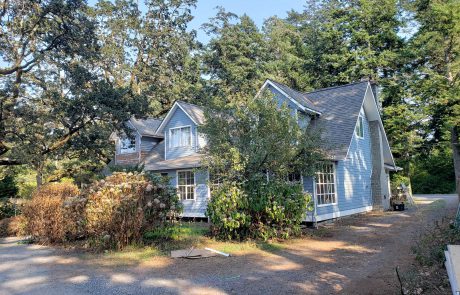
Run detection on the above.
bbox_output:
[90,222,292,266]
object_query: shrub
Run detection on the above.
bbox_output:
[0,175,18,198]
[22,183,80,243]
[0,216,27,237]
[0,199,19,219]
[85,172,181,249]
[207,184,251,240]
[207,180,311,241]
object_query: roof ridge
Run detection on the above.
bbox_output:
[266,79,317,107]
[305,81,369,95]
[177,100,203,109]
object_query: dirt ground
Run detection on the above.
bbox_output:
[0,194,458,295]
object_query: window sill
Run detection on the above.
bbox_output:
[317,203,338,208]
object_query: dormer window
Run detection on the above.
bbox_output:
[355,115,364,138]
[120,137,136,154]
[169,126,191,148]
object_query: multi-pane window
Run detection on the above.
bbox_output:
[355,115,364,138]
[120,137,136,154]
[170,126,191,148]
[315,163,336,206]
[177,171,195,200]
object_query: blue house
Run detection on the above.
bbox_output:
[112,79,398,222]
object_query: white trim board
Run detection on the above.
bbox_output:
[180,212,206,218]
[305,205,373,222]
[259,80,322,115]
[156,101,199,134]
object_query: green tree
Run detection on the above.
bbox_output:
[407,0,460,195]
[202,8,269,103]
[92,0,201,115]
[201,90,323,240]
[0,0,147,185]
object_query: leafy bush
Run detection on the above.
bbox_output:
[0,175,18,198]
[22,183,80,243]
[85,172,181,249]
[207,180,311,241]
[0,199,19,219]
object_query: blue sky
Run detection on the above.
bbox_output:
[189,1,306,43]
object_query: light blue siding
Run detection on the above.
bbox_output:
[315,107,373,217]
[165,108,198,160]
[303,176,314,194]
[161,168,209,217]
[268,85,300,117]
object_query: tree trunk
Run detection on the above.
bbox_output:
[451,126,460,200]
[36,172,43,188]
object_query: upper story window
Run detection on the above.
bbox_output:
[120,137,136,154]
[169,126,192,148]
[355,115,364,138]
[316,163,337,206]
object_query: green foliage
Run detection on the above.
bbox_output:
[202,8,268,99]
[207,181,312,241]
[202,91,320,240]
[411,146,456,194]
[0,199,19,219]
[0,175,18,198]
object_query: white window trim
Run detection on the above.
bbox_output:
[169,125,192,149]
[119,137,136,154]
[176,170,196,201]
[356,115,364,139]
[315,162,338,208]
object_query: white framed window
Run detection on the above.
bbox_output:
[169,126,192,148]
[177,170,195,200]
[355,115,364,138]
[315,163,337,206]
[120,137,136,154]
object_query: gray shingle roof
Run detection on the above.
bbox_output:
[305,81,369,159]
[142,140,202,171]
[177,101,205,125]
[267,79,323,114]
[129,118,163,137]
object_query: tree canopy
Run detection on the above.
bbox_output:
[0,0,458,193]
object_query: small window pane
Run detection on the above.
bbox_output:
[315,163,336,206]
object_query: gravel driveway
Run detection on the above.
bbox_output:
[0,194,458,295]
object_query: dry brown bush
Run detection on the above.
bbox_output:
[85,172,181,249]
[0,215,26,237]
[22,183,80,243]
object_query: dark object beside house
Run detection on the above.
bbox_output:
[392,203,405,211]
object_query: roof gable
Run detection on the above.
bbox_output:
[261,79,323,114]
[156,101,205,133]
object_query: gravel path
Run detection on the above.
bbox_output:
[0,194,457,295]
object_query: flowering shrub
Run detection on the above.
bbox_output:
[22,183,80,243]
[85,172,181,249]
[21,172,181,249]
[207,180,311,241]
